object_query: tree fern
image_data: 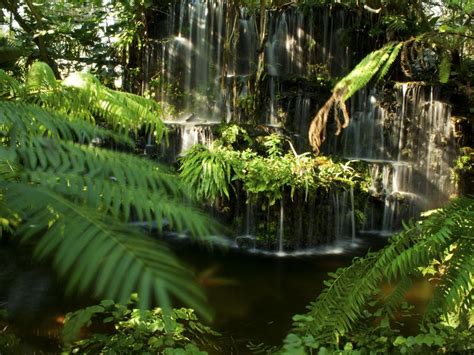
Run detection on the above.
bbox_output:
[284,197,474,347]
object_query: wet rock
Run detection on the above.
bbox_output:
[235,235,256,250]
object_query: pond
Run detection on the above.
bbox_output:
[169,234,389,352]
[1,234,388,353]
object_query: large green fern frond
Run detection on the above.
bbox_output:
[288,197,474,343]
[0,75,218,318]
[25,61,59,93]
[0,100,130,146]
[0,62,167,141]
[2,133,217,237]
[61,72,166,140]
[334,42,400,102]
[438,54,452,84]
[2,182,211,320]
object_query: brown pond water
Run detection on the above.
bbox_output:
[1,234,408,354]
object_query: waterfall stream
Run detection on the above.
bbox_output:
[148,0,456,250]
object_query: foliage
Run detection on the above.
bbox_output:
[452,147,474,194]
[284,302,474,354]
[180,126,368,205]
[308,42,403,153]
[0,62,166,141]
[282,196,474,353]
[179,144,235,202]
[0,0,150,83]
[62,299,220,354]
[0,310,20,353]
[0,65,217,317]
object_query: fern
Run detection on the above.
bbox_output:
[376,42,403,82]
[286,197,474,344]
[0,100,130,145]
[2,183,211,319]
[0,62,167,141]
[439,54,452,84]
[309,41,403,153]
[0,68,218,317]
[179,144,234,202]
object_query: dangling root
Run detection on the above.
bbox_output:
[308,94,335,155]
[401,38,415,79]
[308,88,349,154]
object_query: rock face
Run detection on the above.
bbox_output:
[142,1,457,248]
[325,84,456,234]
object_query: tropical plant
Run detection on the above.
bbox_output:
[61,299,220,354]
[0,63,217,318]
[308,41,403,153]
[179,126,368,206]
[282,196,474,353]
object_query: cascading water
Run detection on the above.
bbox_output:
[326,84,456,235]
[147,0,456,250]
[278,199,284,255]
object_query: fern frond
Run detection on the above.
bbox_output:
[5,132,218,237]
[383,276,413,317]
[2,182,211,320]
[179,144,234,202]
[290,197,474,343]
[62,72,167,141]
[376,42,403,82]
[439,54,452,84]
[24,170,217,237]
[335,42,397,101]
[2,63,167,142]
[0,70,25,99]
[25,61,58,93]
[0,100,130,145]
[309,42,403,153]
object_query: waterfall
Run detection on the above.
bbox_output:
[147,1,456,248]
[156,2,357,124]
[278,199,284,255]
[294,94,312,152]
[350,186,356,244]
[327,84,455,235]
